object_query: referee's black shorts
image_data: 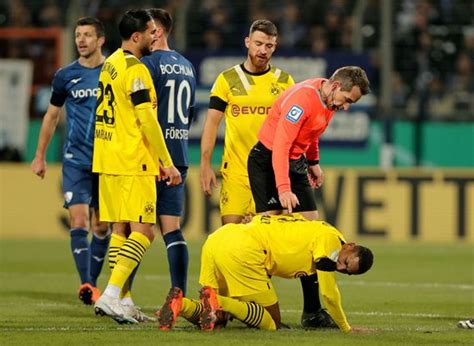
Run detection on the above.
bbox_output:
[247,141,317,213]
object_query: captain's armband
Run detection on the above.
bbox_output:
[209,96,227,112]
[316,258,336,272]
[131,89,151,106]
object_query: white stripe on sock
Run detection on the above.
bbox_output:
[166,241,187,249]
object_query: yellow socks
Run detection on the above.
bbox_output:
[181,297,203,326]
[108,232,150,293]
[180,295,276,330]
[217,295,276,330]
[107,233,132,299]
[108,233,126,271]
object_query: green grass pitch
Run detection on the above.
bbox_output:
[1,238,473,345]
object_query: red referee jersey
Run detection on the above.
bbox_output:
[258,78,335,194]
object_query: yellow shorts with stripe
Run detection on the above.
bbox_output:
[220,172,256,217]
[198,224,277,307]
[98,174,156,224]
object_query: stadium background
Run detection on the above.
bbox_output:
[0,0,473,242]
[0,2,473,344]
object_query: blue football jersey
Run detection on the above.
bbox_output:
[142,50,196,167]
[50,60,101,168]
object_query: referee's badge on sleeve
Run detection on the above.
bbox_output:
[285,105,304,123]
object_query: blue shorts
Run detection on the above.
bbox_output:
[62,163,99,209]
[156,167,187,216]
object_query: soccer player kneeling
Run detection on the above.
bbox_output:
[156,214,374,332]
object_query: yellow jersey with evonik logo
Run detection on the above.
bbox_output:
[211,64,294,176]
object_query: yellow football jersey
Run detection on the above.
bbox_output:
[213,213,351,331]
[211,64,294,176]
[249,214,350,331]
[244,214,346,278]
[93,48,170,175]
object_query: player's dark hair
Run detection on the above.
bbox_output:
[148,8,173,34]
[330,66,371,95]
[249,19,278,37]
[118,9,153,40]
[76,17,105,38]
[355,245,374,274]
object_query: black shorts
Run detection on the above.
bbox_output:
[247,141,317,213]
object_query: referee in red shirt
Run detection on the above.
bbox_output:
[247,66,370,328]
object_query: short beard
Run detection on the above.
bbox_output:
[249,55,269,70]
[140,45,152,57]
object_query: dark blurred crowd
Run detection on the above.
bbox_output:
[1,0,473,120]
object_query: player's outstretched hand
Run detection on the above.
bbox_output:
[200,165,218,196]
[278,191,299,213]
[31,157,47,179]
[160,165,182,186]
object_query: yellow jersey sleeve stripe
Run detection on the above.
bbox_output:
[273,68,282,79]
[235,65,253,90]
[223,68,248,96]
[125,55,141,69]
[277,70,290,84]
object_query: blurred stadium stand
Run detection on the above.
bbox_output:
[0,0,472,165]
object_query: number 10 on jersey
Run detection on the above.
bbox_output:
[165,79,191,125]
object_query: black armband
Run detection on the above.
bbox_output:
[50,91,65,107]
[315,258,337,272]
[209,96,227,112]
[307,159,319,166]
[131,89,151,106]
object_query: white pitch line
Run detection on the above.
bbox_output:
[0,301,462,322]
[349,311,446,318]
[337,280,474,290]
[0,300,451,320]
[1,326,149,332]
[0,323,457,333]
[140,275,474,291]
[280,310,450,318]
[142,274,200,281]
[3,272,471,291]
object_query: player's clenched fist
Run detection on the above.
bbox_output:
[160,165,182,186]
[31,157,47,179]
